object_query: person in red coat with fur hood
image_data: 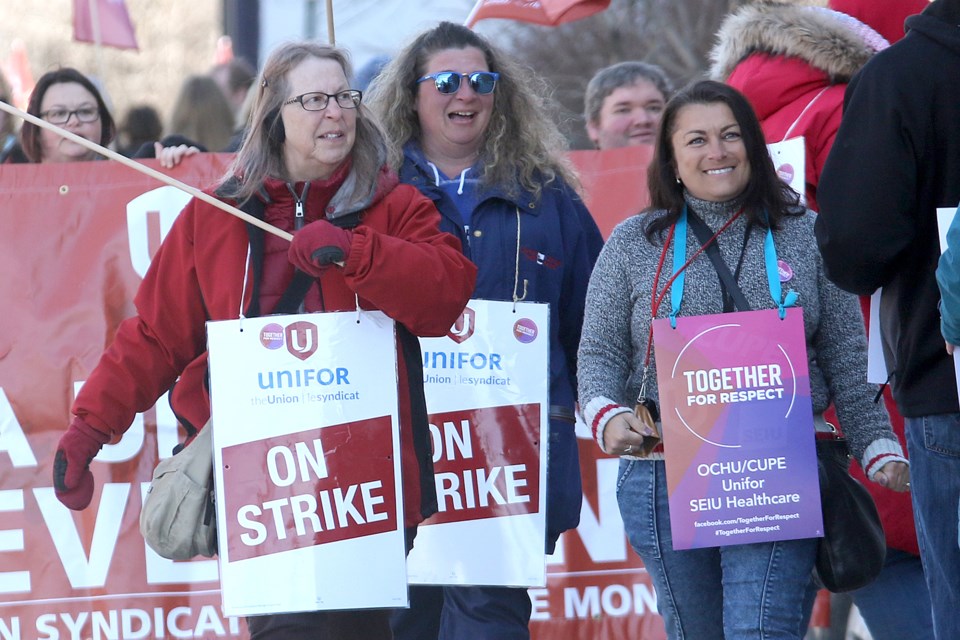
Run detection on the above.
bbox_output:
[711,1,932,639]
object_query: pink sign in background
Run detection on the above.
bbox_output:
[653,309,822,549]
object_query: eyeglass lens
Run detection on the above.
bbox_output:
[41,107,99,124]
[298,90,361,111]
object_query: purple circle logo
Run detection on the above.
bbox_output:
[260,322,285,349]
[513,318,538,343]
[776,163,795,184]
[777,259,794,283]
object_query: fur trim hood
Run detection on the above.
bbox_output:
[710,2,881,82]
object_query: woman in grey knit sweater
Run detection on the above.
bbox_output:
[577,81,909,640]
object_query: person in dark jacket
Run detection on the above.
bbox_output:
[52,40,477,640]
[369,21,604,640]
[815,1,960,636]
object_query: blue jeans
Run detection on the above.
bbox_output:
[617,459,817,639]
[905,414,960,640]
[852,548,934,640]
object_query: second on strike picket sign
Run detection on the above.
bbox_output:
[206,311,407,617]
[408,300,550,587]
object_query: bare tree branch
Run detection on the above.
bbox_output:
[492,0,749,148]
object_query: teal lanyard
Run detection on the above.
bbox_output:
[669,204,797,327]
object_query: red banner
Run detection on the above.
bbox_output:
[465,0,610,27]
[73,0,139,50]
[0,152,831,637]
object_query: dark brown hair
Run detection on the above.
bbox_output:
[645,80,800,240]
[20,67,116,163]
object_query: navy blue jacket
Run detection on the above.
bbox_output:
[401,146,604,547]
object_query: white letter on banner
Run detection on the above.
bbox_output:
[0,389,36,467]
[0,616,20,640]
[565,585,600,618]
[0,490,29,594]
[121,608,151,638]
[35,484,128,588]
[126,186,192,278]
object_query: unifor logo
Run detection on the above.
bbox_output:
[447,306,476,344]
[285,321,318,360]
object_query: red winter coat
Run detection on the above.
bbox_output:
[710,3,881,213]
[72,163,476,528]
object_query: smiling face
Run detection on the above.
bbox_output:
[587,79,666,149]
[415,46,494,173]
[281,56,357,182]
[38,82,101,163]
[671,102,751,203]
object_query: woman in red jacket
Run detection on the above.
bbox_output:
[51,40,476,639]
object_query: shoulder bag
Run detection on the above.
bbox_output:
[139,419,217,560]
[813,436,886,592]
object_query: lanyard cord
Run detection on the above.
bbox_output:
[643,207,745,368]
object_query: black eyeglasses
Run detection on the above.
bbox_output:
[416,71,500,95]
[283,90,362,111]
[39,106,100,125]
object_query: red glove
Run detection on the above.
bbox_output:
[53,417,111,510]
[288,219,354,277]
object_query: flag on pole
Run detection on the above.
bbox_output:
[465,0,610,28]
[73,0,139,50]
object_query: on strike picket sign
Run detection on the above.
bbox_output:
[206,311,407,617]
[652,309,822,550]
[409,300,549,587]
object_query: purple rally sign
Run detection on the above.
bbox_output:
[652,308,822,550]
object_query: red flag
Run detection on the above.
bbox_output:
[465,0,610,27]
[73,0,139,50]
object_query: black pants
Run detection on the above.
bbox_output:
[246,609,392,640]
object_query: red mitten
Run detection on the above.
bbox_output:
[53,417,111,510]
[288,219,354,277]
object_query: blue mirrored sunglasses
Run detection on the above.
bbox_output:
[416,71,500,95]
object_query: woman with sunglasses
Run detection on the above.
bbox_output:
[52,41,476,640]
[369,21,604,640]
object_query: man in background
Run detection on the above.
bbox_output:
[583,61,671,149]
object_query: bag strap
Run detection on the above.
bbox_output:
[272,270,315,315]
[687,211,752,313]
